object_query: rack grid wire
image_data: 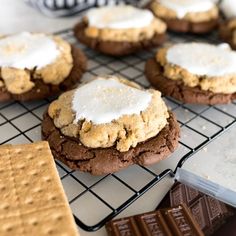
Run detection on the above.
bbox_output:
[0,29,236,232]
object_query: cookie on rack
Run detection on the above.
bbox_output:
[219,0,236,50]
[0,32,87,102]
[73,5,167,56]
[220,0,236,19]
[42,76,180,175]
[0,141,79,236]
[148,0,219,33]
[145,42,236,104]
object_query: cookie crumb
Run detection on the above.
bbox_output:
[203,174,210,179]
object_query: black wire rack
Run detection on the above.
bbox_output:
[0,29,236,233]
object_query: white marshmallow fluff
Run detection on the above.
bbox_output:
[166,43,236,77]
[86,5,154,29]
[72,78,152,124]
[0,32,60,69]
[220,0,236,18]
[158,0,215,18]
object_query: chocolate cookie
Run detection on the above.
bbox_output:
[73,22,166,57]
[147,0,219,34]
[0,46,87,102]
[156,182,235,236]
[158,18,218,34]
[145,58,236,104]
[42,111,180,175]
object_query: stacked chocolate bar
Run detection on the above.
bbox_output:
[106,182,236,236]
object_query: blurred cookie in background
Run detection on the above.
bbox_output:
[145,42,236,104]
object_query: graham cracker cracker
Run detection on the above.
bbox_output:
[0,141,79,236]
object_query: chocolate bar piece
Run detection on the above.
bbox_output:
[157,182,235,235]
[106,204,204,236]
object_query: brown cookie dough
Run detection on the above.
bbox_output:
[220,20,236,50]
[42,111,180,175]
[145,58,236,104]
[0,46,87,102]
[149,1,219,33]
[73,22,166,56]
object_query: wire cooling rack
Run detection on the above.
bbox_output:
[0,29,236,232]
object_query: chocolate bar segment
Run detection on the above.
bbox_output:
[157,182,235,235]
[105,204,204,236]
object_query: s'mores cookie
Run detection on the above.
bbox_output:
[73,5,167,56]
[0,141,79,236]
[219,0,236,50]
[42,76,180,175]
[145,42,236,104]
[0,32,87,102]
[149,0,219,33]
